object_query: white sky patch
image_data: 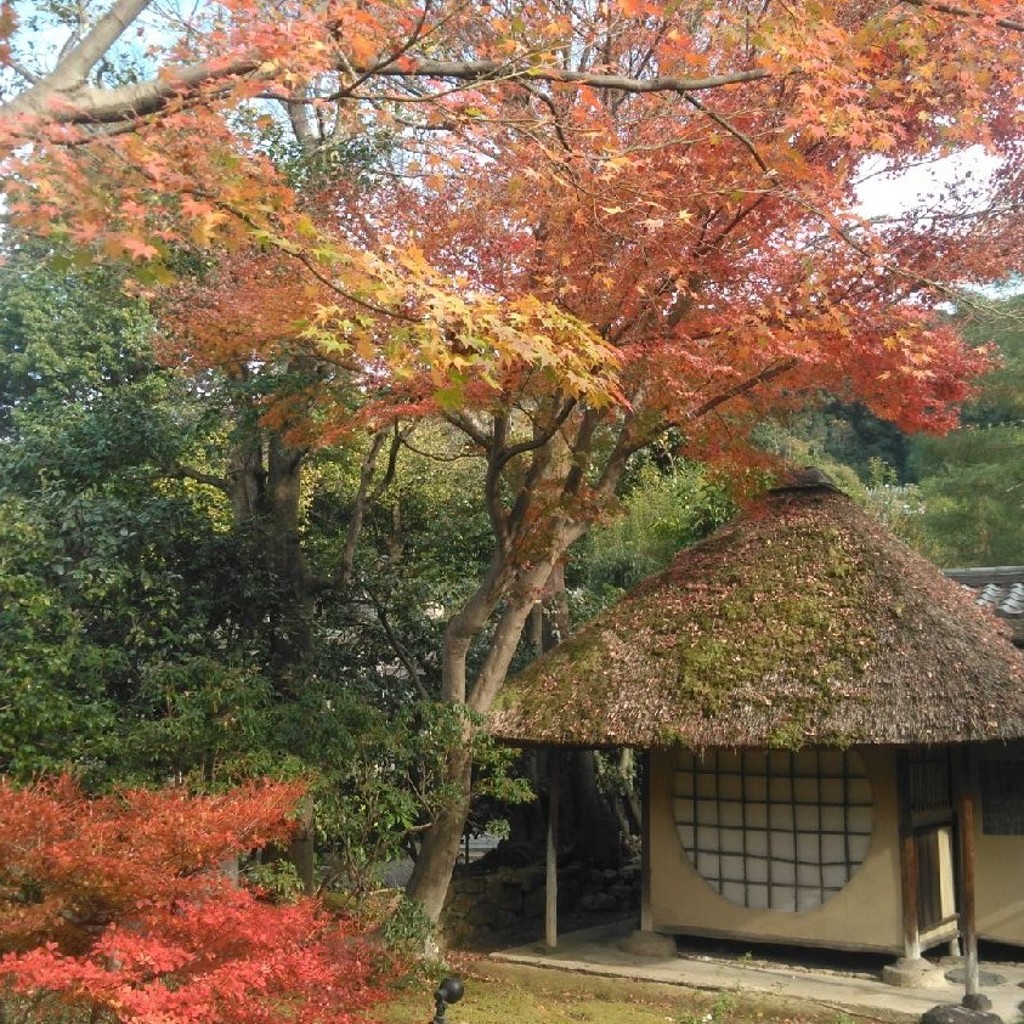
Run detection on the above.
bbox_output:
[852,145,1002,221]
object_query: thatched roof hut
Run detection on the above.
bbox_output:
[490,478,1024,969]
[491,479,1024,750]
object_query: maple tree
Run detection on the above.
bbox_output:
[5,0,1024,927]
[0,776,394,1024]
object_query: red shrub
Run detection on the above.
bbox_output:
[0,777,394,1024]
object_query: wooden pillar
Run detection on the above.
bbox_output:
[640,750,652,932]
[957,745,981,1005]
[289,794,316,895]
[545,748,560,950]
[895,749,921,960]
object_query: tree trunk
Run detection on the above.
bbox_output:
[264,433,312,681]
[224,421,311,683]
[403,401,637,927]
[224,404,312,889]
[405,746,474,924]
[406,535,580,923]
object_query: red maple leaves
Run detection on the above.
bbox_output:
[0,777,394,1024]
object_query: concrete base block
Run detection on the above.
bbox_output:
[883,957,950,989]
[618,930,678,959]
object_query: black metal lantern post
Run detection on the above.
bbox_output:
[432,976,464,1024]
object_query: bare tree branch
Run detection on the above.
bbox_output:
[339,428,391,588]
[688,357,799,419]
[684,93,771,174]
[2,45,768,130]
[900,0,1024,32]
[166,464,230,493]
[491,397,577,477]
[372,597,431,701]
[5,0,152,119]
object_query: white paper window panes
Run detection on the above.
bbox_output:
[697,850,719,876]
[676,774,695,797]
[773,860,796,885]
[770,804,794,829]
[697,773,718,798]
[673,797,694,824]
[822,863,848,889]
[797,888,821,912]
[721,854,745,880]
[848,806,873,832]
[820,805,846,831]
[719,774,743,800]
[771,890,797,912]
[744,829,768,858]
[677,824,695,851]
[745,775,768,800]
[748,884,770,909]
[820,779,845,804]
[795,804,820,830]
[796,832,820,861]
[771,830,795,860]
[747,858,768,883]
[821,833,846,863]
[722,880,746,906]
[721,828,744,853]
[797,861,821,886]
[848,778,872,804]
[848,832,872,861]
[747,802,768,828]
[720,800,744,827]
[696,799,719,825]
[793,777,819,802]
[673,749,873,913]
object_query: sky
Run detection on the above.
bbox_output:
[854,146,1002,221]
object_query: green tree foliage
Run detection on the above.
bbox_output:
[908,295,1024,566]
[0,257,527,887]
[0,256,261,781]
[0,495,117,776]
[568,459,737,618]
[911,428,1024,566]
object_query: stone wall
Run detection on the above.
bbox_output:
[440,858,640,949]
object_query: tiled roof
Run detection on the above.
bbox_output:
[945,568,1024,641]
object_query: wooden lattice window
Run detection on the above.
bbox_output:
[673,749,873,912]
[980,758,1024,836]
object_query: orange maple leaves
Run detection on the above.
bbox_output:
[3,0,1023,445]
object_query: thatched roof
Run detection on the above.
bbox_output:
[490,481,1024,750]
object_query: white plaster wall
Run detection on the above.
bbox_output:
[976,740,1024,947]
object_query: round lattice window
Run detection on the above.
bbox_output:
[673,748,873,912]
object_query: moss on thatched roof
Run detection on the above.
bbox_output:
[490,483,1024,750]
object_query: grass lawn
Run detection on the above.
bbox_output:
[381,959,891,1024]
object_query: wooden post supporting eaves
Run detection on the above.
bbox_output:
[896,749,921,960]
[640,750,652,932]
[545,748,560,950]
[957,746,981,1006]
